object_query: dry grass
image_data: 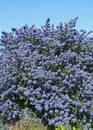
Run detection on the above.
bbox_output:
[6,118,48,130]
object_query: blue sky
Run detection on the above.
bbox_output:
[0,0,93,36]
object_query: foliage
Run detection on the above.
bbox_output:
[55,124,83,130]
[55,124,93,130]
[0,18,93,129]
[0,122,3,130]
[55,124,68,130]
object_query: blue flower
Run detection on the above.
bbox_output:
[45,104,49,111]
[35,104,42,112]
[48,119,55,126]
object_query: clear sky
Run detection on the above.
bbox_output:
[0,0,93,36]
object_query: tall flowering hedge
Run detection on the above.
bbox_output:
[0,18,93,129]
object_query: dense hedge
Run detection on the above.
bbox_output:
[0,18,93,129]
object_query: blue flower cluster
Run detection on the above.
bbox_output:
[0,18,93,129]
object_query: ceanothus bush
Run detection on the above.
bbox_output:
[0,18,93,129]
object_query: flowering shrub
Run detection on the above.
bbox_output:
[0,18,93,129]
